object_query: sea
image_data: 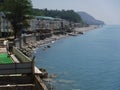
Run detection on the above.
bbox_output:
[33,25,120,90]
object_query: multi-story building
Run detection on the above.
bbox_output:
[0,13,72,38]
[29,16,70,32]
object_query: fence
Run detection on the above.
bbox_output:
[0,62,34,75]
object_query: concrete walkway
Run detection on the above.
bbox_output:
[0,48,7,53]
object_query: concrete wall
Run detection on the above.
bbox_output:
[35,75,48,90]
[14,35,36,48]
[12,47,32,62]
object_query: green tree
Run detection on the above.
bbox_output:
[0,0,32,38]
[32,8,83,23]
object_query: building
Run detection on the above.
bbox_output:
[0,13,72,38]
[29,16,71,34]
[0,12,13,37]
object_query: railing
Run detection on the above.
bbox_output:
[0,62,34,75]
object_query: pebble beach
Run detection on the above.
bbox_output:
[21,25,100,57]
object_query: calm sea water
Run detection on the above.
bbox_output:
[33,25,120,90]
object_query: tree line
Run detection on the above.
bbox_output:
[32,8,83,23]
[0,0,83,38]
[0,0,32,38]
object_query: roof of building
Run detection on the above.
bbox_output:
[35,16,55,20]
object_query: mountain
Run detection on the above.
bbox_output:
[77,12,105,25]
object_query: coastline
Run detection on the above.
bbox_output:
[74,25,99,33]
[35,25,120,90]
[33,25,99,48]
[22,25,100,55]
[17,25,100,89]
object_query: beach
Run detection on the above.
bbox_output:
[74,25,99,33]
[37,25,98,44]
[22,25,99,56]
[33,25,99,46]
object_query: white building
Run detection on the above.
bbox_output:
[29,16,70,32]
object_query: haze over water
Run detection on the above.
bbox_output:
[33,25,120,90]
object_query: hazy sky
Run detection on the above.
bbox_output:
[32,0,120,25]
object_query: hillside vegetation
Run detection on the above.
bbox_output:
[32,8,83,23]
[77,12,105,25]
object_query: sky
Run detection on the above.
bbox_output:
[32,0,120,25]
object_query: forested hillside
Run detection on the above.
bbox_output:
[77,12,105,25]
[32,8,83,23]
